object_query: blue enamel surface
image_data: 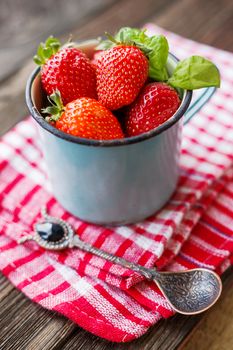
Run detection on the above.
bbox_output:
[39,118,182,224]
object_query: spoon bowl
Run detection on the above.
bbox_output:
[153,268,222,314]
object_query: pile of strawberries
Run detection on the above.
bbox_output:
[34,32,181,140]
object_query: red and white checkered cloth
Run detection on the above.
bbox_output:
[0,24,233,342]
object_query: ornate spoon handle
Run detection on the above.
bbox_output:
[72,235,155,280]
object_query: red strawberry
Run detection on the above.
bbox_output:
[91,50,104,67]
[34,36,97,105]
[96,45,149,110]
[125,82,181,137]
[43,91,124,140]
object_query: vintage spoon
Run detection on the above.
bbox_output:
[18,208,222,315]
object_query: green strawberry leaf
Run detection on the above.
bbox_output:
[37,43,45,59]
[45,36,61,51]
[34,36,61,66]
[33,56,42,65]
[168,56,221,89]
[42,90,64,122]
[43,47,53,59]
[49,90,64,110]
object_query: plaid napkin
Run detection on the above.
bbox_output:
[0,24,233,342]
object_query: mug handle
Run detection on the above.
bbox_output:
[184,86,216,125]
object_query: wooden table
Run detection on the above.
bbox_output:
[0,1,233,349]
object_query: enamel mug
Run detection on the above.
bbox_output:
[26,40,215,225]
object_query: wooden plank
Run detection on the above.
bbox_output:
[0,274,77,350]
[0,0,117,82]
[153,0,233,50]
[69,0,172,38]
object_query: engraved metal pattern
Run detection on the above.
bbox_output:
[18,208,223,315]
[154,269,222,314]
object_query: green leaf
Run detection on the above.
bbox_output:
[45,36,61,55]
[37,43,45,58]
[34,36,61,66]
[168,56,221,89]
[42,90,64,122]
[149,66,168,82]
[45,36,60,47]
[49,90,63,109]
[43,47,53,59]
[115,27,146,44]
[146,35,169,81]
[147,36,168,68]
[33,55,42,65]
[42,106,59,115]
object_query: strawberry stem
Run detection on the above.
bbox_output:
[33,36,61,66]
[42,90,64,122]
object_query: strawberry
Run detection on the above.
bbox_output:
[124,82,181,137]
[91,50,104,68]
[43,91,124,140]
[96,45,149,110]
[34,36,97,105]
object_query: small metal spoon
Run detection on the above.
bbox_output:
[18,208,222,315]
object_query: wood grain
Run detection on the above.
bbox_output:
[154,0,233,50]
[0,0,117,82]
[0,0,233,349]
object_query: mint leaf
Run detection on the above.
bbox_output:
[146,35,169,81]
[149,66,168,81]
[115,27,147,44]
[168,56,220,89]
